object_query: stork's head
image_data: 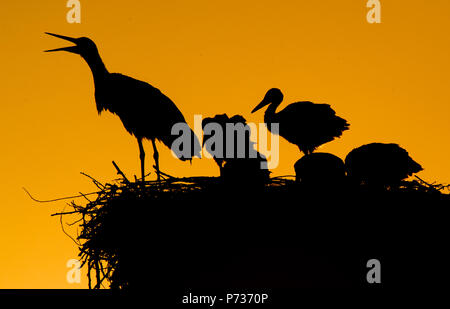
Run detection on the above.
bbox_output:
[251,88,284,113]
[45,33,99,60]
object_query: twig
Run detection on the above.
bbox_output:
[59,205,81,246]
[135,171,152,182]
[23,187,99,204]
[51,210,80,216]
[79,192,92,203]
[112,161,130,184]
[153,166,175,179]
[67,217,83,226]
[415,175,450,192]
[80,172,105,190]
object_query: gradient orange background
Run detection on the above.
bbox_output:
[1,0,449,288]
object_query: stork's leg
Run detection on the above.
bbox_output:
[137,138,145,183]
[151,139,161,182]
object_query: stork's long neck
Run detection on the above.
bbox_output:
[264,101,280,123]
[82,50,108,86]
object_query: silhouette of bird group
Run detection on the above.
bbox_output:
[45,33,423,188]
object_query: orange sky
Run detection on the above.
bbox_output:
[1,0,450,288]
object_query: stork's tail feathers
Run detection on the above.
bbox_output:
[162,125,202,161]
[408,157,423,175]
[337,116,350,133]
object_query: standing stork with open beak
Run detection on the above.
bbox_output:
[45,33,201,182]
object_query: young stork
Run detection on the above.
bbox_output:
[252,88,349,156]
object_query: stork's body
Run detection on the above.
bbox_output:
[252,88,349,155]
[45,33,200,181]
[345,143,423,188]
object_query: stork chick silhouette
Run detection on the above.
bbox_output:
[252,88,349,155]
[45,33,200,182]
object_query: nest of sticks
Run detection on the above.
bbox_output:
[26,161,449,290]
[34,162,294,289]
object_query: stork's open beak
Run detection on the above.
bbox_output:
[251,98,271,113]
[44,32,79,54]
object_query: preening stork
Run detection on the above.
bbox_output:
[45,33,200,182]
[202,114,269,185]
[252,88,349,156]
